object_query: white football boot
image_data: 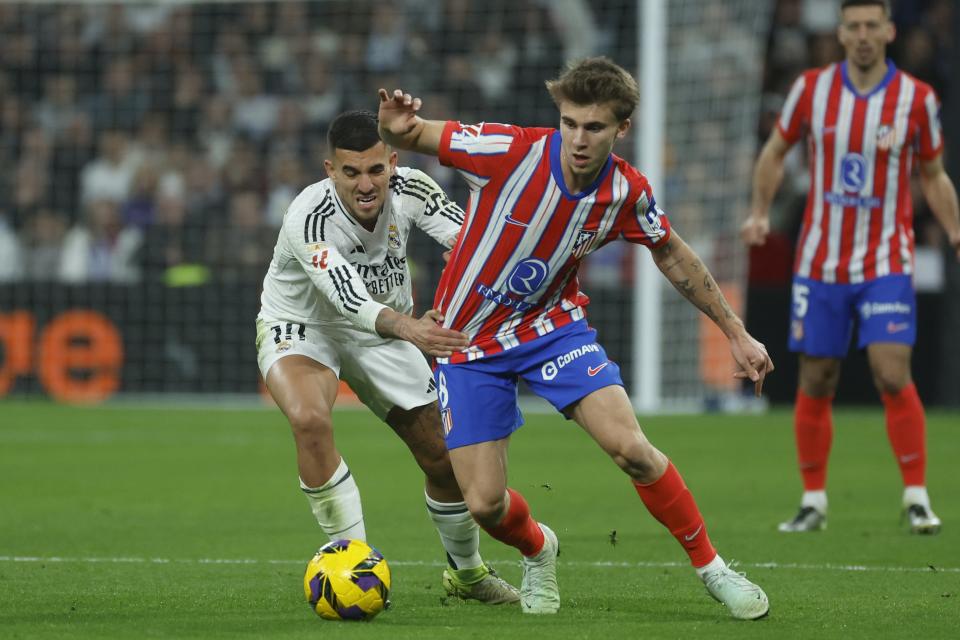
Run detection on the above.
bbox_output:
[904,504,941,535]
[778,505,827,532]
[700,559,770,620]
[520,523,560,614]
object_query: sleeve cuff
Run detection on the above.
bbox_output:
[438,120,458,167]
[357,300,389,335]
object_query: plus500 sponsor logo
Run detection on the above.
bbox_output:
[541,344,600,381]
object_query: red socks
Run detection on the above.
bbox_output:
[881,383,926,486]
[633,462,717,568]
[481,488,545,557]
[795,390,834,491]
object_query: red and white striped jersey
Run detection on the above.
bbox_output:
[435,121,671,364]
[778,61,943,283]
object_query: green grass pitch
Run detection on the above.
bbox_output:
[1,400,957,639]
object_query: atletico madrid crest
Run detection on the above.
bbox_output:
[572,228,598,258]
[876,124,898,150]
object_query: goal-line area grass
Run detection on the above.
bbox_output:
[2,400,957,639]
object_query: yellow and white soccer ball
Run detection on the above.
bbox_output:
[303,539,391,621]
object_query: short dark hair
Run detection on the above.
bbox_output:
[840,0,890,14]
[327,110,382,152]
[545,57,640,122]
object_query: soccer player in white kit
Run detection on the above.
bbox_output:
[256,110,519,604]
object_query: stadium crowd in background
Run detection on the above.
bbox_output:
[0,0,952,291]
[0,0,622,288]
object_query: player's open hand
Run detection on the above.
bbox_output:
[378,88,422,137]
[405,309,469,357]
[729,330,774,397]
[740,214,770,246]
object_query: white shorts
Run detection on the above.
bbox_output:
[255,317,437,420]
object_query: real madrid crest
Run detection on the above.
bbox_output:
[388,224,401,250]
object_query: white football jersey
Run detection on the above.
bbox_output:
[259,167,464,345]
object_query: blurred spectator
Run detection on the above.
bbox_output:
[265,150,307,227]
[121,164,159,230]
[366,5,407,74]
[230,57,280,142]
[0,212,23,282]
[19,208,68,281]
[206,190,274,284]
[140,181,209,286]
[80,129,142,205]
[197,96,235,171]
[49,113,95,218]
[60,198,142,283]
[169,65,206,143]
[300,54,341,133]
[36,75,81,139]
[84,58,150,132]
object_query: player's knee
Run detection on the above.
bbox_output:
[800,365,840,397]
[286,405,333,441]
[872,367,910,395]
[464,492,507,528]
[610,438,661,482]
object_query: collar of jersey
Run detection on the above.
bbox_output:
[840,58,897,99]
[549,130,613,200]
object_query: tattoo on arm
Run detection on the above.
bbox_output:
[665,258,738,326]
[670,278,697,300]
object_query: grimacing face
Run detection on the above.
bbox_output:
[324,142,398,227]
[557,101,630,192]
[838,5,894,72]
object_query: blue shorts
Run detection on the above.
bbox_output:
[788,274,916,358]
[434,320,623,449]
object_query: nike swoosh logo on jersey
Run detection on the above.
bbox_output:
[684,524,703,542]
[504,214,529,227]
[587,362,609,377]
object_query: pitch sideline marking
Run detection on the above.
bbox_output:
[0,555,956,573]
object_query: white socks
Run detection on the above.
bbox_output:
[801,490,828,514]
[425,493,483,570]
[300,457,366,541]
[695,553,726,578]
[903,485,930,509]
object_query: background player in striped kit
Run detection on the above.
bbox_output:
[255,110,519,604]
[378,58,774,620]
[742,0,960,534]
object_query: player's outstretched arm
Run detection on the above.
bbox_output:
[741,128,792,247]
[650,232,774,396]
[919,155,960,260]
[377,88,445,156]
[375,308,469,358]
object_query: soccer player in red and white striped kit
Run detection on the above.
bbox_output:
[743,0,960,534]
[380,57,773,620]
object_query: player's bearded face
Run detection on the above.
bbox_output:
[557,101,629,189]
[325,143,398,225]
[838,6,894,71]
